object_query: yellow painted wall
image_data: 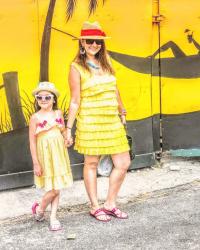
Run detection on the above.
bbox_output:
[160,0,200,114]
[0,0,200,133]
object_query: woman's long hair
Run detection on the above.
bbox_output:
[34,92,58,112]
[74,40,115,75]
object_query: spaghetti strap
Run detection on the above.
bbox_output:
[55,110,60,119]
[35,112,40,121]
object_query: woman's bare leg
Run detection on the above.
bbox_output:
[84,155,100,210]
[151,41,186,58]
[84,155,110,220]
[104,151,130,210]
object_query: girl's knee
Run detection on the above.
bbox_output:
[54,190,60,196]
[51,189,60,196]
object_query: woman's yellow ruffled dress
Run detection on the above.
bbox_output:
[72,62,130,155]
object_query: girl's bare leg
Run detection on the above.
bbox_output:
[37,190,58,214]
[50,190,60,221]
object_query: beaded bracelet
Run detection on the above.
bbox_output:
[120,109,127,116]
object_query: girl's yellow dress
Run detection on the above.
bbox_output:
[34,111,73,191]
[72,62,130,155]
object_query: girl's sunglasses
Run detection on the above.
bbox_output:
[35,94,54,101]
[85,39,103,45]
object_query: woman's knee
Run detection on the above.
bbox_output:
[84,156,99,170]
[112,153,131,171]
[84,160,99,170]
[116,160,130,172]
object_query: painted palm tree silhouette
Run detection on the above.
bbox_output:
[40,0,106,81]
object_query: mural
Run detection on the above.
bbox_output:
[0,0,153,134]
[0,0,200,189]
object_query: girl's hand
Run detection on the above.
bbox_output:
[33,163,43,176]
[64,129,73,147]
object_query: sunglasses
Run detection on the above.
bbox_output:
[35,94,54,101]
[85,39,103,45]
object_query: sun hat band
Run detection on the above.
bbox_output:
[77,21,110,39]
[81,29,106,37]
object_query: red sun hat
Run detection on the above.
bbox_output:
[78,21,111,40]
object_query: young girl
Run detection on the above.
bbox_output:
[29,82,73,231]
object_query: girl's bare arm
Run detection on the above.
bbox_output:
[29,115,42,176]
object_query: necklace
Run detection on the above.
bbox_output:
[86,61,100,70]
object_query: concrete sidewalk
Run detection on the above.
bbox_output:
[0,155,200,222]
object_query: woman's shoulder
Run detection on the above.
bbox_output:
[71,60,87,73]
[71,60,80,68]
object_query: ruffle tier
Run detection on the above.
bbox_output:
[79,107,118,116]
[81,85,116,98]
[74,143,130,155]
[81,90,117,101]
[75,136,128,148]
[75,127,126,140]
[82,75,116,91]
[76,121,124,132]
[77,115,121,124]
[80,98,118,109]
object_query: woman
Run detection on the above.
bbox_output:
[66,21,131,222]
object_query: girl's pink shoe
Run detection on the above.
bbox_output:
[32,202,45,222]
[49,219,62,231]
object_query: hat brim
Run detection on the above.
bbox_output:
[74,35,111,40]
[32,88,60,98]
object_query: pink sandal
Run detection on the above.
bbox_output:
[49,219,62,231]
[103,207,128,219]
[90,208,111,222]
[32,202,45,222]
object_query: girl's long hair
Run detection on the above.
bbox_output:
[74,40,115,75]
[34,92,58,112]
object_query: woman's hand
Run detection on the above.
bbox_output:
[120,114,126,125]
[33,163,43,176]
[64,128,73,147]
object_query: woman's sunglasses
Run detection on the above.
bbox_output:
[35,94,54,101]
[85,39,103,45]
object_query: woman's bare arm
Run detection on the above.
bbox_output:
[116,87,127,124]
[67,65,81,128]
[64,65,81,146]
